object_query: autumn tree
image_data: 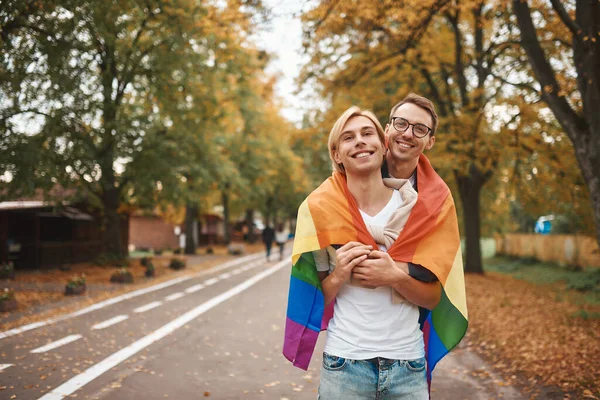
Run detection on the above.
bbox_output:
[299,0,534,273]
[0,0,255,257]
[218,64,312,244]
[511,0,600,249]
[144,1,268,254]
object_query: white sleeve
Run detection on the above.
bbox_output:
[313,246,337,273]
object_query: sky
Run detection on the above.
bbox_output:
[255,0,312,125]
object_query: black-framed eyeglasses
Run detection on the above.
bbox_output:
[390,117,432,138]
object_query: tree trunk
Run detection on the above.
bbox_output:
[245,209,256,243]
[265,195,275,228]
[222,189,231,245]
[99,45,123,258]
[102,186,124,257]
[573,138,600,248]
[455,166,486,274]
[184,202,198,255]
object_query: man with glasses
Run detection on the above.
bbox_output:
[383,93,436,183]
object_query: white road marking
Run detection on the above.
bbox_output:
[31,334,83,354]
[133,301,162,313]
[0,252,266,340]
[184,284,205,293]
[204,278,219,286]
[91,315,129,330]
[0,363,13,371]
[217,272,232,280]
[164,292,185,301]
[231,268,243,275]
[38,257,289,400]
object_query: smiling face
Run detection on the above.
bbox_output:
[385,102,436,166]
[332,115,386,176]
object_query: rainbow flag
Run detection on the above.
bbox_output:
[283,154,468,385]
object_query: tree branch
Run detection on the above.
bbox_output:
[513,0,586,137]
[414,57,448,117]
[445,8,469,107]
[329,0,451,87]
[549,0,583,42]
[490,72,539,93]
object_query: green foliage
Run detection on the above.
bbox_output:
[0,262,15,279]
[115,268,130,276]
[0,288,16,302]
[0,0,273,256]
[571,310,600,321]
[169,258,185,270]
[566,269,600,292]
[110,267,133,283]
[485,256,600,304]
[66,274,86,289]
[144,261,155,272]
[94,253,129,267]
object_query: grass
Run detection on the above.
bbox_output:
[484,256,600,306]
[128,250,154,258]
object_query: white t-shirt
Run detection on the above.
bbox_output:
[314,188,424,360]
[275,231,288,244]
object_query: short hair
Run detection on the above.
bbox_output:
[388,93,438,136]
[328,106,386,174]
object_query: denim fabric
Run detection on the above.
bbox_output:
[318,352,428,400]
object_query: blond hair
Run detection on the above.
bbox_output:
[328,106,386,173]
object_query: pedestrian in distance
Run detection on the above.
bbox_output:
[274,223,288,261]
[261,224,275,261]
[284,94,468,399]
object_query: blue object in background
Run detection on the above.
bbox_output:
[535,219,552,234]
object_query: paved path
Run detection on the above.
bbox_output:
[0,248,524,399]
[0,254,224,326]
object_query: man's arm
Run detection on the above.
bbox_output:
[352,251,441,310]
[391,261,441,310]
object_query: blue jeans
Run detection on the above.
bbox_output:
[318,352,428,400]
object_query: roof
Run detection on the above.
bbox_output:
[0,201,50,210]
[0,202,93,220]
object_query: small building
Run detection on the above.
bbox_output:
[199,214,224,246]
[128,212,225,251]
[0,201,128,269]
[129,214,180,251]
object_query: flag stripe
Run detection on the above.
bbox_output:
[443,248,468,319]
[424,313,449,372]
[290,253,321,288]
[287,276,324,331]
[292,200,321,264]
[431,290,468,350]
[283,317,320,370]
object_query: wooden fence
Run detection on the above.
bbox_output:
[495,234,600,268]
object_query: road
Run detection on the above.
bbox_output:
[0,247,524,399]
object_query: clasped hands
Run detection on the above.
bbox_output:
[333,241,408,288]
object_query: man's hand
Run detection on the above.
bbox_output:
[352,250,407,287]
[331,242,372,286]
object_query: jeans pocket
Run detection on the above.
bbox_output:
[406,357,426,372]
[322,352,348,371]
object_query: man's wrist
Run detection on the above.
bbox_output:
[391,262,409,286]
[329,271,344,288]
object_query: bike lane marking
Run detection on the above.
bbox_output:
[30,334,83,354]
[0,252,265,340]
[37,258,289,400]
